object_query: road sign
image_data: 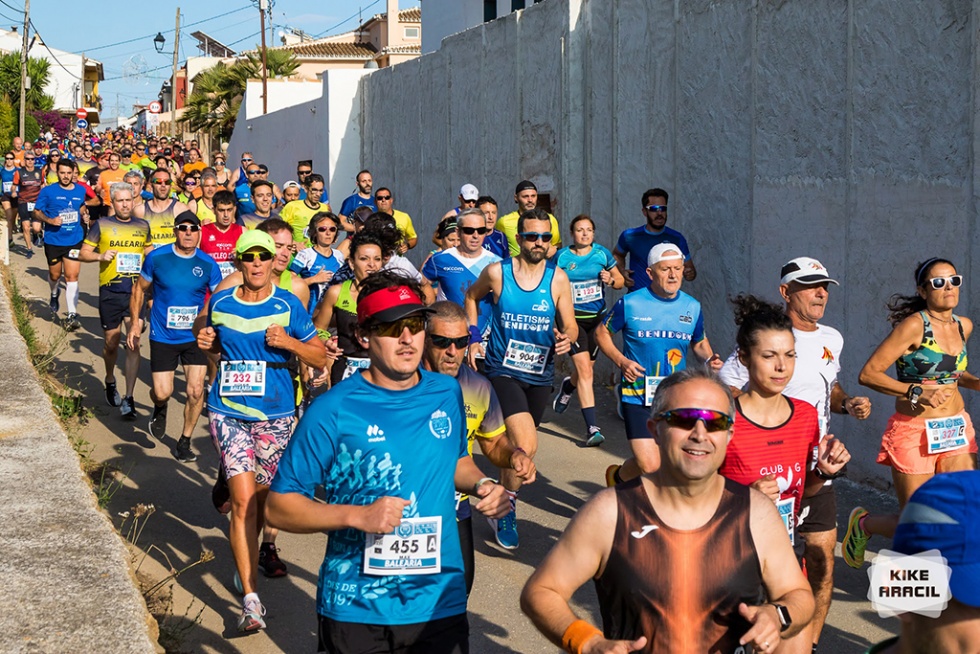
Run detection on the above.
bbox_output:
[75,108,87,119]
[76,119,88,130]
[148,101,162,114]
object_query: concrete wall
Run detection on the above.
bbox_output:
[421,0,484,53]
[360,0,980,486]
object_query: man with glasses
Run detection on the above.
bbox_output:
[281,173,328,247]
[255,164,285,208]
[239,180,280,230]
[31,141,47,169]
[267,270,510,654]
[521,368,814,654]
[465,208,577,549]
[497,180,562,257]
[139,169,189,250]
[477,195,509,259]
[78,183,151,419]
[295,160,313,200]
[13,149,43,255]
[235,163,262,214]
[614,187,696,291]
[129,211,222,462]
[34,159,88,330]
[422,208,500,361]
[374,187,417,252]
[338,169,375,232]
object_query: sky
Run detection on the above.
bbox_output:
[16,0,421,120]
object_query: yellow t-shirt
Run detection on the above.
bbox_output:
[280,199,326,245]
[83,215,151,290]
[497,210,562,256]
[392,209,417,241]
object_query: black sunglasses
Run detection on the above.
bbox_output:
[239,251,274,262]
[429,334,469,350]
[375,195,391,200]
[459,226,488,235]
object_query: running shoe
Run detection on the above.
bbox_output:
[605,464,621,488]
[237,596,266,632]
[258,542,288,578]
[584,428,605,447]
[119,396,137,420]
[24,249,32,259]
[32,232,42,247]
[104,380,121,407]
[148,403,168,440]
[171,436,197,463]
[552,376,574,414]
[489,508,519,550]
[843,507,871,569]
[63,313,80,332]
[49,293,59,315]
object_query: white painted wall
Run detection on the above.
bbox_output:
[0,30,83,111]
[242,78,323,120]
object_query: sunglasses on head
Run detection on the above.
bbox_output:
[459,226,488,235]
[656,408,734,432]
[429,334,469,350]
[519,231,553,243]
[927,275,963,289]
[646,204,667,213]
[176,224,200,233]
[370,315,426,337]
[239,250,274,262]
[317,225,337,233]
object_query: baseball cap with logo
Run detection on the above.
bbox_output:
[460,184,479,201]
[357,284,434,326]
[647,242,686,267]
[779,257,839,286]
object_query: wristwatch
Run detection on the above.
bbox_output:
[906,384,923,406]
[770,603,792,632]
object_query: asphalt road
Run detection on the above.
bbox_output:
[7,244,900,653]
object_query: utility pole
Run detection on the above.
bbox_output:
[259,0,269,115]
[171,7,180,138]
[18,0,30,139]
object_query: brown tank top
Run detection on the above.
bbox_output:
[594,477,765,654]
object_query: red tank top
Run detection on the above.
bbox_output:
[720,396,819,546]
[594,478,764,654]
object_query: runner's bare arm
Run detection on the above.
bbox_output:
[266,492,410,535]
[552,267,579,344]
[127,277,151,350]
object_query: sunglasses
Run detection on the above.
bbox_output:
[24,157,35,160]
[429,334,470,350]
[298,170,312,175]
[927,275,963,289]
[152,179,169,184]
[370,315,426,337]
[462,198,477,204]
[459,226,488,235]
[239,250,274,262]
[646,205,667,213]
[4,157,12,161]
[185,181,196,186]
[375,195,391,200]
[247,169,260,174]
[241,157,253,162]
[656,408,734,432]
[176,224,200,232]
[317,226,338,233]
[519,231,553,243]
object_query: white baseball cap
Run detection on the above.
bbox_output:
[459,184,479,201]
[779,257,839,286]
[647,243,685,267]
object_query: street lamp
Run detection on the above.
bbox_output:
[153,32,166,54]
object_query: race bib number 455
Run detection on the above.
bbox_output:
[364,516,441,576]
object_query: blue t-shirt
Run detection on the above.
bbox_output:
[339,193,375,217]
[0,166,17,194]
[421,247,500,337]
[615,225,691,291]
[485,259,558,385]
[482,230,510,260]
[271,370,468,624]
[289,246,345,315]
[555,243,617,318]
[603,288,705,405]
[141,245,223,345]
[206,285,316,420]
[35,183,87,246]
[235,182,256,214]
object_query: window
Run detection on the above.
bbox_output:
[404,26,419,39]
[484,0,497,22]
[511,0,525,11]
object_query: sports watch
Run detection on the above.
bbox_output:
[770,603,792,632]
[906,384,923,406]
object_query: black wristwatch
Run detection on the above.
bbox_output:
[770,603,792,632]
[906,384,923,406]
[814,467,845,481]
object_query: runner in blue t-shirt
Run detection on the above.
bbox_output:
[477,195,511,260]
[34,159,88,326]
[338,169,376,232]
[196,229,327,634]
[267,271,510,653]
[551,215,625,447]
[613,187,697,291]
[288,212,345,315]
[597,242,723,487]
[129,211,223,463]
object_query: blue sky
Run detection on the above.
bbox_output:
[17,0,419,119]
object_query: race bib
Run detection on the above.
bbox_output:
[342,357,370,380]
[218,260,235,278]
[166,306,197,330]
[571,279,603,305]
[776,496,796,545]
[219,360,266,396]
[26,202,35,211]
[644,376,666,406]
[115,252,142,274]
[503,339,548,375]
[925,414,969,454]
[364,516,441,576]
[59,209,79,225]
[68,249,80,260]
[2,182,11,193]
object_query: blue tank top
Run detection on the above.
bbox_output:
[485,259,558,385]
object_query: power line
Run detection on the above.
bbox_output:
[77,5,251,53]
[102,63,171,82]
[0,0,23,15]
[0,9,20,23]
[28,19,78,79]
[313,0,382,38]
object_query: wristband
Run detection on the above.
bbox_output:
[512,447,528,457]
[840,397,849,414]
[561,619,602,654]
[317,328,332,341]
[814,467,845,481]
[469,325,482,345]
[472,477,497,495]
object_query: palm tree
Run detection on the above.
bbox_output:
[181,50,299,140]
[0,52,54,111]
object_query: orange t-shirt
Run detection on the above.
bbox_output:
[98,168,128,205]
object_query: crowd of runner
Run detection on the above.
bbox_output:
[6,127,979,654]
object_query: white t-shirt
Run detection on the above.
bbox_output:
[719,324,844,437]
[384,253,423,282]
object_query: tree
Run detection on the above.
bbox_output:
[0,97,15,150]
[180,49,299,140]
[0,52,55,112]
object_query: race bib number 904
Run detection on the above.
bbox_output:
[503,339,549,375]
